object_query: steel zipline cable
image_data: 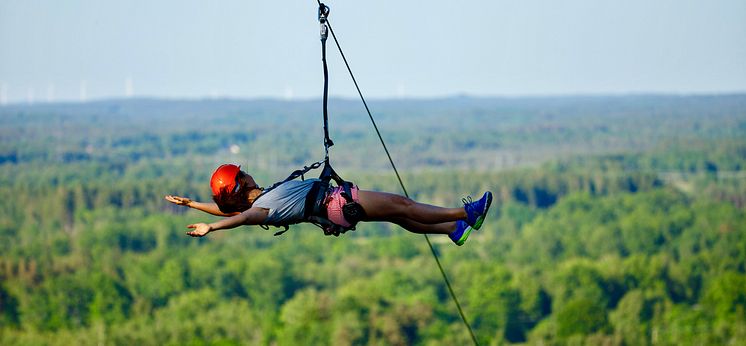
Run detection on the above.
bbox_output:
[314,2,480,345]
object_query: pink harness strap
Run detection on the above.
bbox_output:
[325,185,360,227]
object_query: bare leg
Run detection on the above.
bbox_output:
[357,190,466,224]
[385,217,455,235]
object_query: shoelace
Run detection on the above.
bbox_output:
[462,196,475,213]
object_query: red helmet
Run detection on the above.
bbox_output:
[210,164,241,196]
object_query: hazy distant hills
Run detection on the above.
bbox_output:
[2,94,745,173]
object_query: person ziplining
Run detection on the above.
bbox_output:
[165,3,493,245]
[166,164,492,245]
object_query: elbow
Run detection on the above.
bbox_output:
[238,211,254,225]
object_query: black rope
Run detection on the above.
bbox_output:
[315,3,479,345]
[319,4,333,159]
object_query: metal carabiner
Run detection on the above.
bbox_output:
[318,3,330,41]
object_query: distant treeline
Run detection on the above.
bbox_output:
[2,95,745,171]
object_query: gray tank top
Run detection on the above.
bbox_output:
[252,179,319,225]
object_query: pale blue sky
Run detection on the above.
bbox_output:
[1,0,745,104]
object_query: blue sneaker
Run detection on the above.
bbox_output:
[449,220,473,246]
[463,191,493,230]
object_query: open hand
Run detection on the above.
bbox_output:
[165,195,192,206]
[186,223,212,237]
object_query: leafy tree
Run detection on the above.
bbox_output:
[278,288,332,345]
[464,264,525,343]
[556,297,610,338]
[703,272,746,320]
[610,289,666,345]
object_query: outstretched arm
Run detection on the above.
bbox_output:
[165,195,239,217]
[186,207,269,237]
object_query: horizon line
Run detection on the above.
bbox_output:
[2,91,746,107]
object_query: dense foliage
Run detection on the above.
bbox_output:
[1,95,745,345]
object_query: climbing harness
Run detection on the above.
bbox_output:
[258,2,364,237]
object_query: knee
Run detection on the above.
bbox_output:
[391,195,415,215]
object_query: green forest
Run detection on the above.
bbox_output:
[1,95,745,345]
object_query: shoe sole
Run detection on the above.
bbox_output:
[472,192,493,230]
[456,225,473,246]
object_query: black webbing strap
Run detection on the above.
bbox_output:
[257,160,324,199]
[319,3,333,158]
